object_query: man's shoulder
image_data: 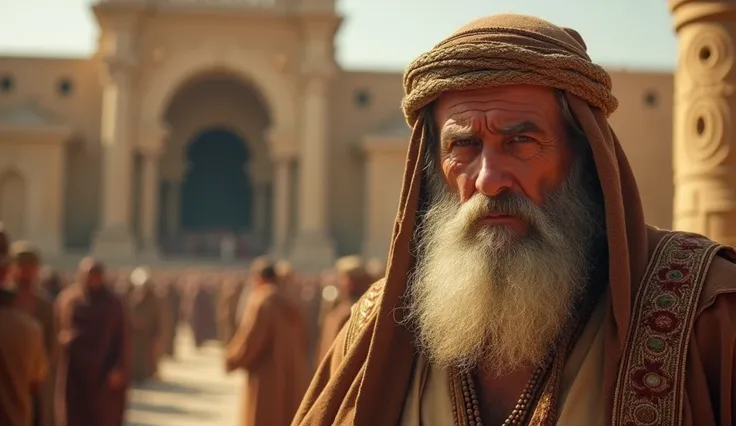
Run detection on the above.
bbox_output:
[344,278,386,349]
[646,226,736,312]
[699,250,736,314]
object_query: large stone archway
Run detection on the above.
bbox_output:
[93,43,300,260]
[139,44,297,136]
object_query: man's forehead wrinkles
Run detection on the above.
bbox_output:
[445,97,539,112]
[445,115,475,128]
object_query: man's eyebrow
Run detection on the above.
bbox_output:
[496,120,542,135]
[440,127,478,145]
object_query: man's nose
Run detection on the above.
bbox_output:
[475,153,514,197]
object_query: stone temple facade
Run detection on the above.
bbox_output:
[0,0,731,269]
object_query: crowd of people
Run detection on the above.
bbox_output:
[0,221,385,426]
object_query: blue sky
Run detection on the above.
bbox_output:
[0,0,678,71]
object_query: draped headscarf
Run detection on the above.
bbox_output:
[294,14,649,425]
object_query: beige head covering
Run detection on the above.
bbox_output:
[295,14,648,425]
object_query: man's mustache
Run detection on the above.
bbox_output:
[459,191,542,227]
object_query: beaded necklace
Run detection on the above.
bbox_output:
[455,291,602,426]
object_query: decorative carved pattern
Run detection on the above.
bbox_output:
[685,25,734,85]
[673,18,736,244]
[684,97,731,167]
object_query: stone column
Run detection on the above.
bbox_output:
[166,180,181,238]
[268,136,296,257]
[289,19,340,269]
[252,178,270,245]
[92,32,138,259]
[139,148,161,258]
[670,0,736,246]
[137,123,168,259]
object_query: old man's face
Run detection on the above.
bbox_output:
[434,85,573,235]
[407,85,604,375]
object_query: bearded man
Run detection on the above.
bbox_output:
[55,257,129,426]
[293,14,736,426]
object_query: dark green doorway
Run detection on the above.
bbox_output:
[180,128,252,232]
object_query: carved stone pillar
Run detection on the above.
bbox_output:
[92,40,138,259]
[268,130,297,258]
[252,178,270,246]
[139,149,162,257]
[166,180,181,238]
[670,0,736,246]
[137,123,168,258]
[290,18,340,269]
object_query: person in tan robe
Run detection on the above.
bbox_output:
[293,14,736,426]
[55,258,129,426]
[315,256,371,363]
[162,279,182,357]
[154,281,176,361]
[0,287,48,426]
[7,242,57,426]
[225,257,309,426]
[217,278,244,344]
[127,268,161,383]
[189,280,218,348]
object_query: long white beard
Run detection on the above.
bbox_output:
[406,159,603,375]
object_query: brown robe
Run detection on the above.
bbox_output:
[163,285,182,356]
[226,283,310,426]
[14,289,56,426]
[189,285,217,347]
[217,282,242,344]
[0,307,48,426]
[292,15,736,426]
[315,301,351,365]
[55,285,129,426]
[128,287,161,382]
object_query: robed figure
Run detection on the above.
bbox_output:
[293,14,736,426]
[127,268,161,382]
[55,258,129,426]
[189,281,218,347]
[225,258,309,426]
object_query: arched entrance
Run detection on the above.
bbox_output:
[181,128,252,232]
[158,72,274,258]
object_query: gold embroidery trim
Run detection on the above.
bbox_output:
[344,278,386,355]
[612,232,722,426]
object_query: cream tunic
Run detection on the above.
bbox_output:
[400,294,609,425]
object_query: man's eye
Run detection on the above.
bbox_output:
[452,139,480,148]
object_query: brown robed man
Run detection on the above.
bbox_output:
[55,258,129,426]
[8,242,57,426]
[225,257,309,426]
[293,14,736,426]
